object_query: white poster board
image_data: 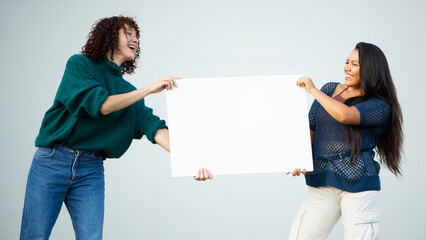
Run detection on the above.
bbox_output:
[166,75,313,177]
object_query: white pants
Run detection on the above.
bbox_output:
[289,186,380,240]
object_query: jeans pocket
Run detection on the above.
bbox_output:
[34,147,56,158]
[92,152,103,160]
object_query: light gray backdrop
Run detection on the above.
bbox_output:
[1,0,425,239]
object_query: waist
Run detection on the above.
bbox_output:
[52,144,103,159]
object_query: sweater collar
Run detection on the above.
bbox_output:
[99,58,124,76]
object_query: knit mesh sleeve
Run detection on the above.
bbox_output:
[308,100,320,131]
[354,98,391,127]
[309,82,338,131]
[320,82,338,95]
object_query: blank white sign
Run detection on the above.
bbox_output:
[166,75,313,177]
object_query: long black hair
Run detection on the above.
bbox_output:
[345,42,403,176]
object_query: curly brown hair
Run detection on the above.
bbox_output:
[81,16,141,75]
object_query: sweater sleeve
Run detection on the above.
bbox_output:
[134,100,168,143]
[55,55,109,119]
[354,98,391,127]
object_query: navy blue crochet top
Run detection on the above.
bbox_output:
[305,82,391,192]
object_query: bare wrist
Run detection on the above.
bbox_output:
[309,87,320,95]
[143,85,153,95]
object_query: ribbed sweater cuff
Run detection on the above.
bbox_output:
[305,171,381,193]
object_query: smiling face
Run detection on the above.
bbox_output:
[112,24,139,66]
[343,49,361,89]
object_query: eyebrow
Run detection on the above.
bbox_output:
[346,59,359,63]
[123,26,134,31]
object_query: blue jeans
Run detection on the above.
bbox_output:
[20,145,105,240]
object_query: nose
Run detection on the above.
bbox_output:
[131,37,139,49]
[126,32,138,43]
[344,64,350,72]
[131,35,138,44]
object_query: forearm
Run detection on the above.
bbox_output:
[154,128,170,152]
[100,86,153,115]
[310,88,360,124]
[153,128,213,180]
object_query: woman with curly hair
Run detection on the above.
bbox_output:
[20,16,212,240]
[289,42,403,239]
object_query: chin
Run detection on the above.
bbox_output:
[344,81,360,88]
[124,53,136,61]
[125,56,135,62]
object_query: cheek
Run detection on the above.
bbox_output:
[353,72,361,84]
[355,70,360,79]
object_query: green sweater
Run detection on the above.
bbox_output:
[35,54,167,158]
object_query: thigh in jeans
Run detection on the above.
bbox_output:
[289,187,342,240]
[64,152,105,240]
[20,147,72,240]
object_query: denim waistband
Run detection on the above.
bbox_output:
[52,144,102,158]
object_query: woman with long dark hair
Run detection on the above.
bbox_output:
[289,42,403,239]
[20,16,212,240]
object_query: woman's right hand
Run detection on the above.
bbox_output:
[296,77,317,94]
[149,76,180,94]
[286,168,307,176]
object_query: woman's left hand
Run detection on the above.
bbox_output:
[296,77,317,94]
[193,168,213,181]
[285,168,307,176]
